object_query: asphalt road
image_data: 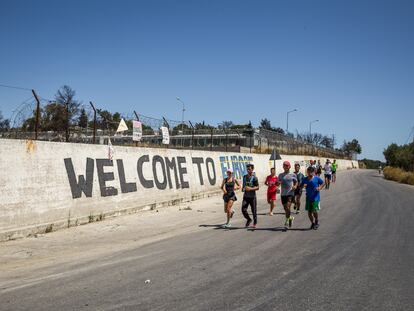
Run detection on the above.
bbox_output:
[1,170,413,311]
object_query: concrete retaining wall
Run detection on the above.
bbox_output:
[0,139,358,241]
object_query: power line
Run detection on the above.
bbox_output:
[0,83,32,92]
[405,126,414,144]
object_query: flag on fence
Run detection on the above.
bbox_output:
[160,126,170,145]
[132,120,143,142]
[108,138,114,160]
[116,118,128,133]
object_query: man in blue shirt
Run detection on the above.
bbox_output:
[300,166,325,230]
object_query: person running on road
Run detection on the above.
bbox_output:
[300,166,325,230]
[220,168,241,228]
[323,159,333,190]
[242,164,259,228]
[331,159,338,183]
[265,167,278,216]
[293,163,305,214]
[316,160,322,177]
[277,161,298,229]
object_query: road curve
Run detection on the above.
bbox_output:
[1,170,413,311]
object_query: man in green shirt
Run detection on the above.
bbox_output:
[331,159,338,183]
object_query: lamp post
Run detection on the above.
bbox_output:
[176,97,185,133]
[309,119,319,135]
[286,109,297,133]
[176,97,186,147]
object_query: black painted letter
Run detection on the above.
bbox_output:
[165,157,179,189]
[96,159,118,197]
[192,157,204,185]
[64,158,94,199]
[206,157,216,185]
[137,155,154,188]
[152,156,167,190]
[177,156,189,189]
[117,159,137,193]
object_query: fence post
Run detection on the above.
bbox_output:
[89,102,97,144]
[210,128,214,151]
[64,102,70,142]
[225,129,228,152]
[133,110,140,147]
[31,89,41,140]
[189,121,195,150]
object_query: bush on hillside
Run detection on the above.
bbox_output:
[383,166,414,185]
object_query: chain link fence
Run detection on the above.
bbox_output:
[0,122,350,159]
[0,96,350,158]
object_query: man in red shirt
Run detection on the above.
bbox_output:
[265,167,278,215]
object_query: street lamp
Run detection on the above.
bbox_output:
[309,119,319,135]
[286,109,298,133]
[176,97,186,133]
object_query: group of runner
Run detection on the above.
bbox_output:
[220,159,338,230]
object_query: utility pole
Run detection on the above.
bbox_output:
[65,102,69,142]
[133,111,140,121]
[31,89,41,140]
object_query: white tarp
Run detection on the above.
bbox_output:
[116,118,128,132]
[160,126,170,145]
[132,121,143,142]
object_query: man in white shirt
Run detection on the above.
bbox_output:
[323,159,333,189]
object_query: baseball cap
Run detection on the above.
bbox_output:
[283,161,291,167]
[226,168,233,173]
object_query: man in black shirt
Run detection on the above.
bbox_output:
[242,163,259,228]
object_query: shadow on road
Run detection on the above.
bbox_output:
[257,213,285,216]
[247,227,287,232]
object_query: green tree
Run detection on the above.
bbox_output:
[320,135,334,148]
[342,139,362,154]
[260,118,272,130]
[383,143,399,167]
[78,108,88,128]
[172,123,190,135]
[0,111,10,130]
[42,102,67,131]
[55,85,80,124]
[272,127,285,135]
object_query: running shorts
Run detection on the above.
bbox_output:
[324,174,332,180]
[223,192,237,203]
[294,188,302,196]
[305,199,320,212]
[267,191,277,201]
[281,195,294,205]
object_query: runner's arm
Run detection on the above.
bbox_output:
[317,178,325,191]
[220,179,226,193]
[234,179,241,190]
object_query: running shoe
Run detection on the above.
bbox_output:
[314,222,319,229]
[296,209,300,215]
[289,216,294,228]
[268,212,273,216]
[310,223,315,230]
[251,224,257,229]
[245,220,252,228]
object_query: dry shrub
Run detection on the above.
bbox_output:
[383,166,414,185]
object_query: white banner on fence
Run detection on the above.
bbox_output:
[132,121,143,142]
[116,118,128,133]
[160,126,170,145]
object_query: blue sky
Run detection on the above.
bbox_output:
[1,0,413,160]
